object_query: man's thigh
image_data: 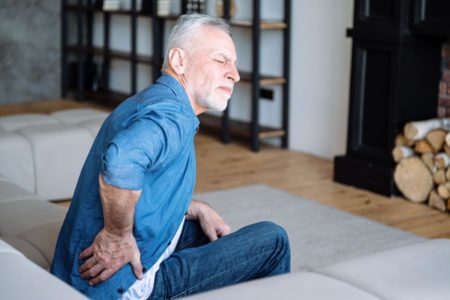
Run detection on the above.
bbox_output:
[174,220,209,251]
[150,221,290,299]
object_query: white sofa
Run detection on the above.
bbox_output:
[0,108,108,200]
[2,178,450,299]
[1,108,450,299]
[0,175,87,299]
[187,239,450,300]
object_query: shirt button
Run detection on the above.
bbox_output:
[168,241,172,246]
[117,288,124,294]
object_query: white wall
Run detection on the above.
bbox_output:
[289,0,354,159]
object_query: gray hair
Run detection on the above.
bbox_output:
[162,14,231,70]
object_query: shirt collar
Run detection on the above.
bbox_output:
[157,73,200,128]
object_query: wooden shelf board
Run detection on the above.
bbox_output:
[198,114,285,140]
[239,71,286,86]
[65,46,154,65]
[231,19,287,30]
[65,5,287,30]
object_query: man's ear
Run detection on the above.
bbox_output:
[168,48,187,75]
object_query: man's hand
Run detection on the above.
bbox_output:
[79,228,143,286]
[78,175,143,286]
[187,200,231,241]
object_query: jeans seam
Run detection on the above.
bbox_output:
[170,248,276,299]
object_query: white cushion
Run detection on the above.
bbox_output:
[186,272,380,300]
[0,199,66,237]
[0,114,59,132]
[18,220,64,267]
[18,124,94,200]
[0,132,35,193]
[78,118,106,137]
[319,239,450,300]
[0,239,23,256]
[0,249,87,299]
[50,108,109,125]
[0,178,43,205]
[1,237,49,269]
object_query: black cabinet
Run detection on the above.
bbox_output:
[412,0,450,37]
[334,0,447,195]
[61,0,291,151]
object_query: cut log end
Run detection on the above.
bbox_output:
[429,190,448,212]
[394,157,433,203]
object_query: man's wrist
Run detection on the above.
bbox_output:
[103,226,133,238]
[187,199,207,220]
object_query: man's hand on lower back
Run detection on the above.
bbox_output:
[78,228,143,286]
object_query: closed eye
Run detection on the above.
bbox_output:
[213,59,226,65]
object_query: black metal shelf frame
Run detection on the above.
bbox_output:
[61,0,291,151]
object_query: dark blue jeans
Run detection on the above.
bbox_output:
[149,220,291,299]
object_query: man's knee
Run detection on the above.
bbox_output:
[252,221,290,251]
[251,221,291,274]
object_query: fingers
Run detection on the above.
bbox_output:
[89,268,116,286]
[80,262,104,279]
[79,256,97,273]
[204,227,218,241]
[130,257,143,280]
[79,246,93,260]
[217,224,231,237]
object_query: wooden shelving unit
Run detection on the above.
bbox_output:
[61,0,291,151]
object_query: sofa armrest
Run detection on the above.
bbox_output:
[0,239,87,299]
[185,272,380,300]
[319,239,450,300]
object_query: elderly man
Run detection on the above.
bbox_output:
[51,14,290,299]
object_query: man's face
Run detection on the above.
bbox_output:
[183,26,240,111]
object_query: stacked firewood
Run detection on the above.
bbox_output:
[393,118,450,212]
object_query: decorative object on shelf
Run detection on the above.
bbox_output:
[215,0,236,18]
[157,0,171,16]
[184,0,206,14]
[103,0,120,11]
[121,0,143,11]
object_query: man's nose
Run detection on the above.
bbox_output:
[227,64,240,83]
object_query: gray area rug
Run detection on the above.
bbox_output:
[194,185,424,271]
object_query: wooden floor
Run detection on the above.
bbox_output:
[3,99,450,239]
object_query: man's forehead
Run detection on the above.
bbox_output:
[194,27,237,59]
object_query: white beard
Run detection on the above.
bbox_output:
[197,94,230,111]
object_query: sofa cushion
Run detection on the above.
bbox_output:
[319,239,450,300]
[185,271,381,300]
[18,124,94,200]
[18,220,64,267]
[0,176,43,205]
[0,113,60,132]
[50,108,109,125]
[0,245,87,299]
[0,238,23,255]
[1,236,49,269]
[0,108,108,200]
[0,199,66,237]
[78,118,106,137]
[0,132,35,193]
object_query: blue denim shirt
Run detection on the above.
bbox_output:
[51,74,199,299]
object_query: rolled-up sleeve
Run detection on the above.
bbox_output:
[101,108,184,190]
